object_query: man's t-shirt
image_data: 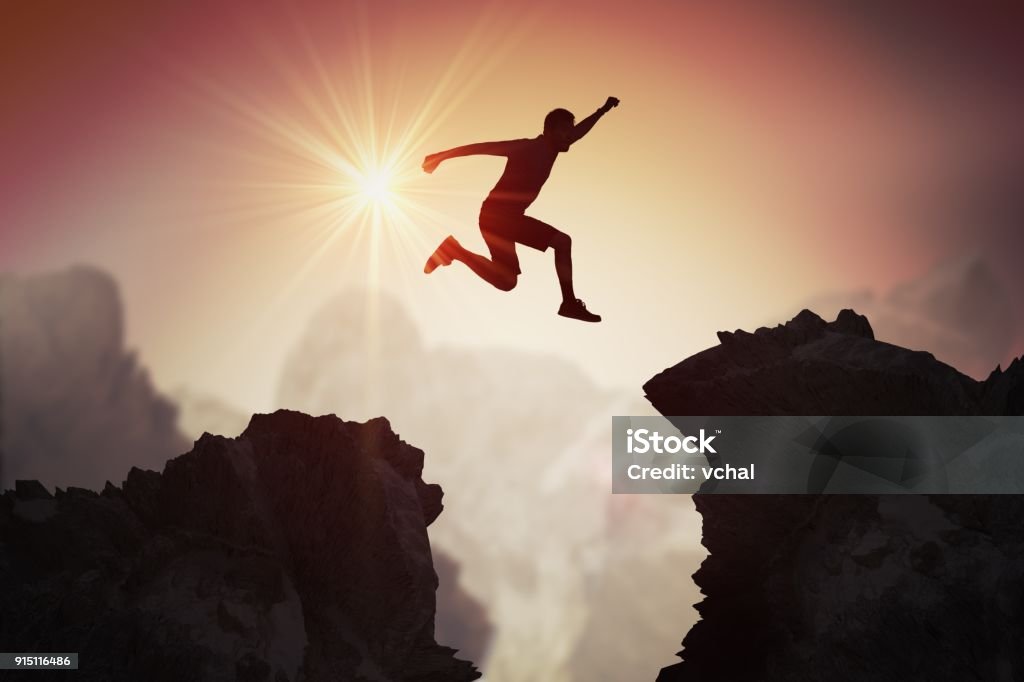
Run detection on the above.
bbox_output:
[484,137,560,213]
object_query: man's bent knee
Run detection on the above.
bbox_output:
[550,231,571,251]
[495,272,518,291]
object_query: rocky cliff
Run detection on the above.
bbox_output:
[171,384,495,668]
[646,309,1024,681]
[0,410,480,682]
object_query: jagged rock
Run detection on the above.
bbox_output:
[13,479,52,500]
[0,266,189,490]
[646,310,1024,682]
[173,382,493,672]
[0,410,479,682]
[645,308,1013,417]
[982,356,1024,415]
[829,308,874,339]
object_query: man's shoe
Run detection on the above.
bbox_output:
[558,298,601,323]
[424,235,458,274]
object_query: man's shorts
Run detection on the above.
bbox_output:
[478,202,558,276]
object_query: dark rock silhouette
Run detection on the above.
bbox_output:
[647,308,1021,416]
[0,410,480,681]
[0,266,189,489]
[646,309,1024,682]
[173,376,495,669]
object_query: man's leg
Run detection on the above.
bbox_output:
[509,215,598,321]
[547,227,600,323]
[550,230,575,304]
[424,235,517,291]
[451,240,517,291]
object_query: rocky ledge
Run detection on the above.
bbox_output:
[646,310,1024,681]
[0,410,480,682]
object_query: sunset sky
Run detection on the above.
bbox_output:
[3,0,1023,411]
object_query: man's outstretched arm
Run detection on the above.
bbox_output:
[422,140,519,173]
[570,97,620,144]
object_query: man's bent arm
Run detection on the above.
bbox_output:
[571,97,619,144]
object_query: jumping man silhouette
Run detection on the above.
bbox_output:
[422,96,620,323]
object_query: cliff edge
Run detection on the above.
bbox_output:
[646,309,1024,681]
[0,410,480,682]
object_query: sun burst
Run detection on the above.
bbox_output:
[358,166,395,206]
[171,1,541,331]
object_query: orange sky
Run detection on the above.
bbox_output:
[3,0,1023,410]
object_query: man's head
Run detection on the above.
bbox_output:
[543,108,575,151]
